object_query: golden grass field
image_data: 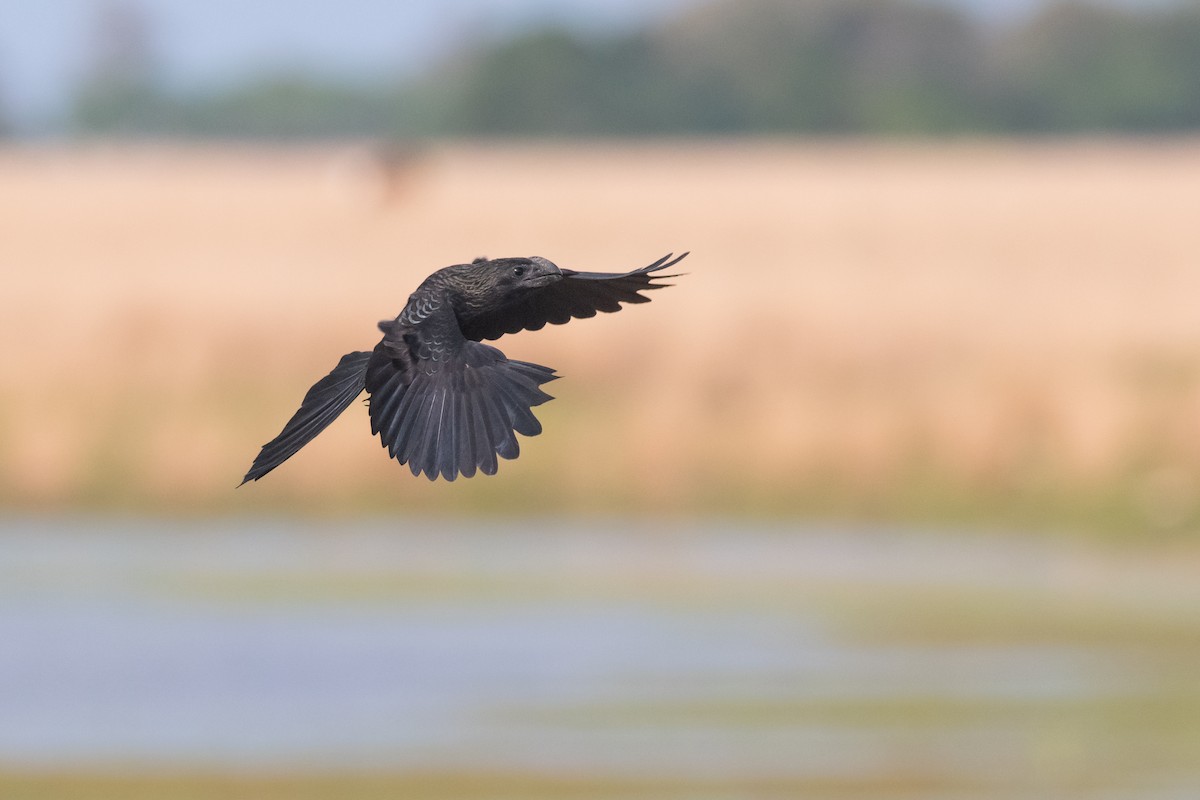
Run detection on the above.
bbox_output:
[3,139,1200,529]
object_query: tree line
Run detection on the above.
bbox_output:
[67,0,1200,139]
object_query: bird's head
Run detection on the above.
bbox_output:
[446,256,565,317]
[474,256,563,292]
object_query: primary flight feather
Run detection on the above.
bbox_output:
[241,252,686,483]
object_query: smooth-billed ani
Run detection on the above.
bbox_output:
[240,252,686,483]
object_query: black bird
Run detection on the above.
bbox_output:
[241,252,686,483]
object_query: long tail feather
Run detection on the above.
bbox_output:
[368,342,557,481]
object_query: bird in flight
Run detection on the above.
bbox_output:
[241,252,686,483]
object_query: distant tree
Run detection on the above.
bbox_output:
[429,28,664,135]
[0,48,11,136]
[429,0,991,135]
[176,75,407,140]
[842,3,993,132]
[69,1,414,140]
[996,2,1200,131]
[71,1,173,135]
[653,0,989,133]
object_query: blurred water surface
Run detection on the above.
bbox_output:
[1,518,1198,798]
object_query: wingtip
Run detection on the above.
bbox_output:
[643,251,689,273]
[662,251,689,269]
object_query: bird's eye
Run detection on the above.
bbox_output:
[512,266,526,277]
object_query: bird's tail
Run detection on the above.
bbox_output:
[239,350,372,485]
[367,341,558,481]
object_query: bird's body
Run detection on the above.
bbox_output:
[241,252,685,483]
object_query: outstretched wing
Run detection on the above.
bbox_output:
[240,350,372,485]
[365,322,557,481]
[459,252,687,342]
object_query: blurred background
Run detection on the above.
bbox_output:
[3,1,1200,798]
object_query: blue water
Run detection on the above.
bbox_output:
[0,517,1191,789]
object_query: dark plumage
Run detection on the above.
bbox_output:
[240,252,686,483]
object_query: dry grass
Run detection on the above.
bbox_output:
[3,139,1200,528]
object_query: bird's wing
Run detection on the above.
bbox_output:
[240,350,372,484]
[459,252,687,342]
[366,322,557,481]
